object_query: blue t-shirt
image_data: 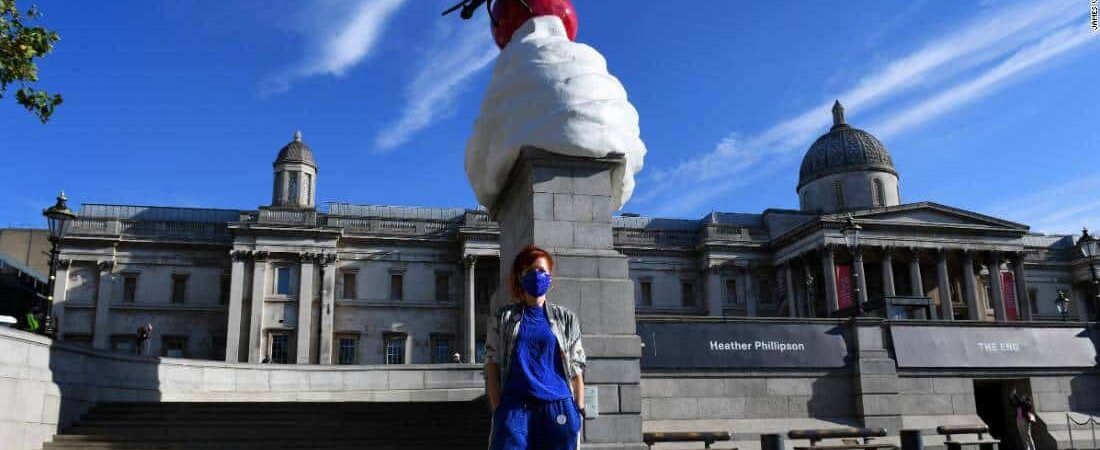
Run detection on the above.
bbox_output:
[502,304,573,402]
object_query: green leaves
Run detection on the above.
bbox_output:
[1,0,62,123]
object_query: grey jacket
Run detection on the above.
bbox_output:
[484,301,586,396]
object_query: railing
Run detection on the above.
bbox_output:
[326,216,460,239]
[1067,413,1099,450]
[644,431,731,449]
[69,218,230,241]
[614,228,698,248]
[256,208,317,226]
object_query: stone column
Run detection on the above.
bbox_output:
[92,261,114,350]
[296,253,316,364]
[490,148,643,449]
[803,255,818,318]
[704,265,721,317]
[822,246,840,314]
[464,255,478,363]
[909,249,933,319]
[936,250,954,321]
[318,254,338,364]
[1013,253,1033,321]
[785,262,798,318]
[988,252,1007,322]
[51,259,70,339]
[742,263,758,317]
[853,249,869,307]
[962,251,982,321]
[225,250,248,362]
[851,317,902,433]
[248,252,268,363]
[880,250,896,297]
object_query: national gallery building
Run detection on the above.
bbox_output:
[39,103,1100,449]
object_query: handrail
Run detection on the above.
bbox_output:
[1065,413,1099,450]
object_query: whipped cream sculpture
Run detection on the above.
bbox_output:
[446,0,647,211]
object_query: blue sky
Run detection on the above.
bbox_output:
[2,0,1098,234]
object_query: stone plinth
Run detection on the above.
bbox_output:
[490,147,645,449]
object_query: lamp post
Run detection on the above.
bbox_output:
[1054,290,1072,322]
[841,214,864,314]
[1077,227,1099,321]
[42,192,77,337]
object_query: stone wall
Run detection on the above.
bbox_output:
[0,327,485,450]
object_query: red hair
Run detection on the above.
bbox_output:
[509,245,554,299]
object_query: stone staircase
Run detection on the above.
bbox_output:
[40,401,491,450]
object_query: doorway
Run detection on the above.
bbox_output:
[973,379,1032,450]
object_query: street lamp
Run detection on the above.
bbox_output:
[1077,227,1099,320]
[1054,290,1072,322]
[42,192,77,337]
[841,214,864,314]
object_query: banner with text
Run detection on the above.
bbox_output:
[637,322,850,369]
[891,325,1098,368]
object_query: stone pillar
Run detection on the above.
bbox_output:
[490,148,643,449]
[853,249,869,306]
[296,253,316,364]
[742,263,758,317]
[51,259,70,339]
[936,250,954,321]
[248,252,268,363]
[803,256,818,318]
[881,250,896,297]
[225,250,248,362]
[962,251,981,321]
[706,265,723,317]
[785,262,798,318]
[851,317,902,433]
[822,247,840,314]
[92,261,114,350]
[909,249,933,319]
[318,254,337,365]
[464,255,478,363]
[988,252,1007,322]
[1013,253,1033,321]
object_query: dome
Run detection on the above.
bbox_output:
[274,130,317,169]
[797,101,895,189]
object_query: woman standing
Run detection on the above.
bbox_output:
[485,245,586,450]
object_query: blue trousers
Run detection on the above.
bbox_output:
[490,397,582,450]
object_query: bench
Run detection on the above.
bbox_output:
[643,431,733,449]
[936,425,999,450]
[788,427,896,450]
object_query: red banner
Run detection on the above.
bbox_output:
[836,264,853,310]
[1002,271,1019,321]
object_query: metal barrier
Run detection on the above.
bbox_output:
[643,431,732,449]
[1066,413,1099,450]
[786,427,894,450]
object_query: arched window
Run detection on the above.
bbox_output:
[872,179,885,207]
[833,181,845,209]
[288,172,299,204]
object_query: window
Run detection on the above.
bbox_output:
[288,172,299,204]
[305,173,313,205]
[1028,288,1038,316]
[276,267,292,295]
[758,276,775,305]
[338,336,359,365]
[64,334,92,347]
[384,333,406,365]
[111,335,138,355]
[681,281,696,307]
[431,334,455,363]
[342,272,358,300]
[171,274,188,304]
[638,280,653,307]
[161,336,188,358]
[219,272,230,305]
[475,338,486,363]
[435,273,451,302]
[872,179,886,207]
[269,333,289,364]
[390,273,404,301]
[726,279,740,305]
[476,275,495,313]
[833,181,845,209]
[123,274,138,303]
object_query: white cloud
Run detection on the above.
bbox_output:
[986,176,1100,234]
[262,0,408,95]
[637,0,1085,216]
[373,16,497,151]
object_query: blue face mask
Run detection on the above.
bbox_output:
[520,268,552,298]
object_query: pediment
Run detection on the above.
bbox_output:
[844,202,1029,231]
